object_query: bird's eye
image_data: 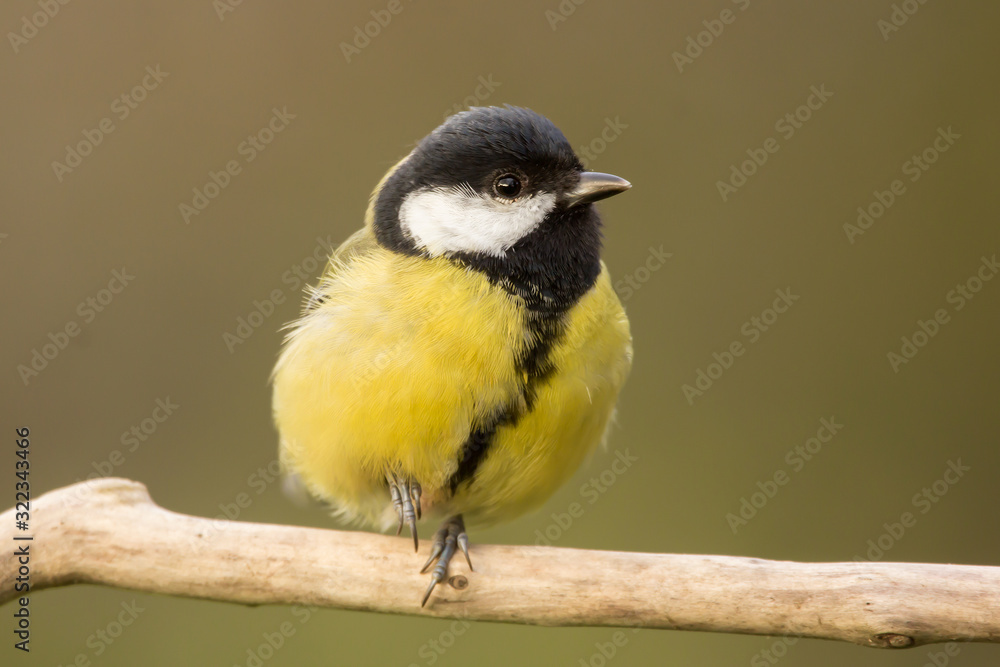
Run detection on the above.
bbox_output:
[493,174,522,199]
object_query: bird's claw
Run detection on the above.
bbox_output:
[388,474,421,552]
[420,515,472,607]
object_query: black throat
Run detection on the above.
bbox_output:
[452,203,604,314]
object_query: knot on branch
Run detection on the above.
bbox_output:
[871,632,915,648]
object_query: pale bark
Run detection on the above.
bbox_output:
[2,478,998,649]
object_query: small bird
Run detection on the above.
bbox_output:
[272,106,632,605]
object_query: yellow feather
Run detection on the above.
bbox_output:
[273,225,632,530]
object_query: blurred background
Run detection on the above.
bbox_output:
[3,0,999,665]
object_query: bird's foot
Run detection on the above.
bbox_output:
[420,514,472,607]
[387,474,422,551]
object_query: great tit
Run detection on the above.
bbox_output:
[272,105,632,606]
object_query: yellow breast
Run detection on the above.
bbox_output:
[272,242,631,529]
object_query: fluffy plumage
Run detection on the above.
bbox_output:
[272,105,632,540]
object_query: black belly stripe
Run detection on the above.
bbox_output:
[446,309,565,494]
[442,204,603,495]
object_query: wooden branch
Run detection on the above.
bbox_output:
[3,479,998,649]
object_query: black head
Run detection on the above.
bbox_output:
[372,106,630,312]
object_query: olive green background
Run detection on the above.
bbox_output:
[3,0,998,665]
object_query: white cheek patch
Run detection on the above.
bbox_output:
[398,186,557,257]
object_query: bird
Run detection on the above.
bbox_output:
[272,105,633,606]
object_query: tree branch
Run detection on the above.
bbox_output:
[3,478,998,648]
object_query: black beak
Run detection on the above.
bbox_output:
[564,172,632,208]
